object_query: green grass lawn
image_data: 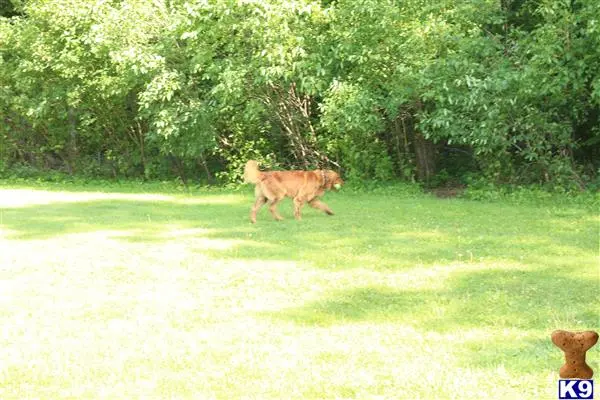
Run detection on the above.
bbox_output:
[0,182,598,399]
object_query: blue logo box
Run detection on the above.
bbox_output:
[558,380,594,399]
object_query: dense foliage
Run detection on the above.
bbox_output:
[1,0,599,189]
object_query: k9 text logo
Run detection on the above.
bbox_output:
[559,380,594,399]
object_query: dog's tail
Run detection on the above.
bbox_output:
[243,160,263,184]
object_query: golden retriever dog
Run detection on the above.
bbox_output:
[243,160,344,223]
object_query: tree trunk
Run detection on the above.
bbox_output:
[136,121,147,177]
[173,155,188,188]
[386,114,414,179]
[410,103,436,182]
[413,132,436,182]
[67,107,78,175]
[198,154,214,183]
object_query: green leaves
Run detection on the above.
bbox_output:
[0,0,598,188]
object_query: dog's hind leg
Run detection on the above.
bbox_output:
[250,196,267,224]
[309,199,334,215]
[268,197,285,221]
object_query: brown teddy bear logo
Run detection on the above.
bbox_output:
[551,330,598,379]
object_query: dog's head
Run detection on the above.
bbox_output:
[324,170,344,191]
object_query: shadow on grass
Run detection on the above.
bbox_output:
[272,267,599,373]
[1,191,597,271]
[0,197,244,241]
[275,268,598,330]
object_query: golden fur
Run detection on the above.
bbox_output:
[243,160,344,223]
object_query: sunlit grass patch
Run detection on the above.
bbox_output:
[0,184,597,399]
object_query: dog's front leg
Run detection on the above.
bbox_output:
[293,197,305,220]
[250,196,267,223]
[309,199,334,215]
